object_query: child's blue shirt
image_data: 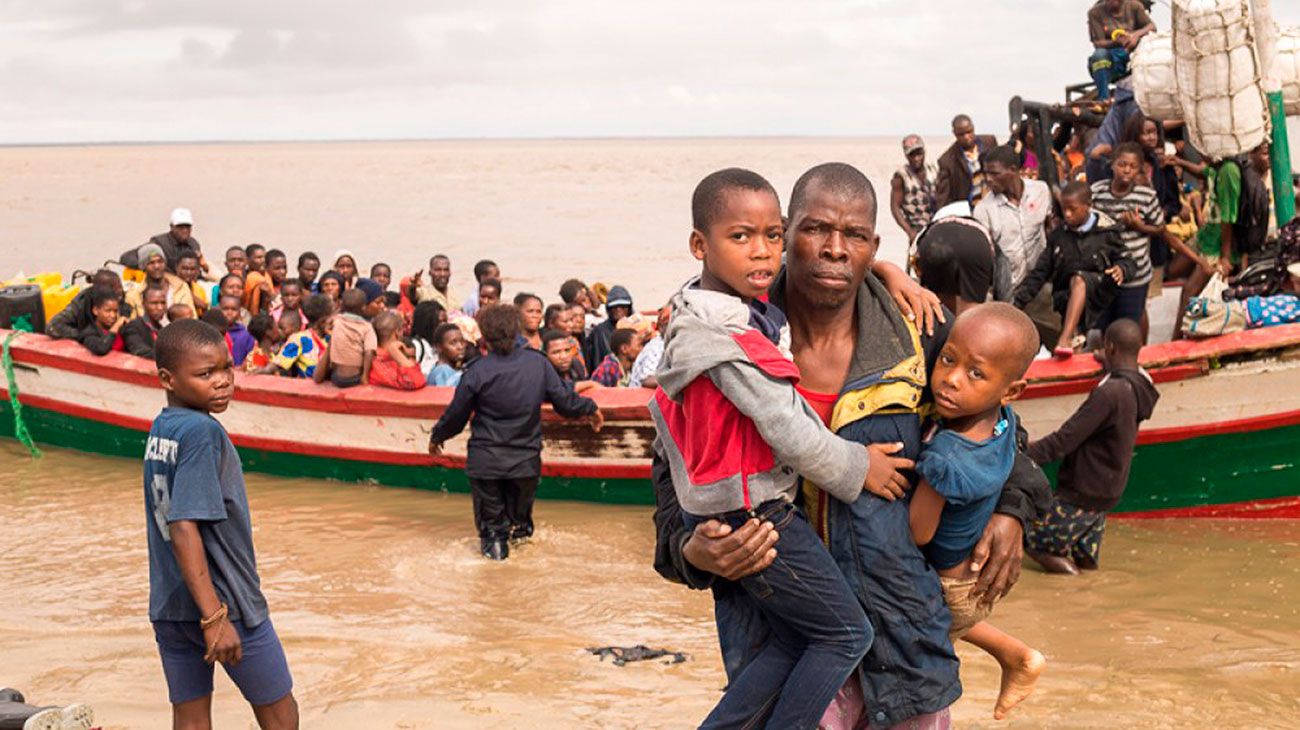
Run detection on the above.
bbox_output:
[144,406,268,627]
[916,406,1018,570]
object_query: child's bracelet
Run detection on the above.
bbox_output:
[200,603,228,630]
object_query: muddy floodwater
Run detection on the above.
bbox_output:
[2,440,1299,729]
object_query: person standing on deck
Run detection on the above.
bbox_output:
[1087,0,1155,102]
[137,208,208,275]
[936,115,999,209]
[974,146,1054,340]
[891,134,938,250]
[410,254,460,312]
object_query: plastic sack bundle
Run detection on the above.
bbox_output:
[1132,31,1182,120]
[1279,27,1300,114]
[1172,0,1269,159]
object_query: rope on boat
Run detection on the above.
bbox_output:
[2,332,42,458]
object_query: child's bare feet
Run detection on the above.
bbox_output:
[994,648,1045,720]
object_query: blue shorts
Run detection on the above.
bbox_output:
[1097,284,1147,332]
[153,618,293,706]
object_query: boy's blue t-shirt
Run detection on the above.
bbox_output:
[916,406,1018,570]
[144,406,268,627]
[428,363,463,387]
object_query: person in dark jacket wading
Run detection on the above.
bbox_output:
[428,304,604,560]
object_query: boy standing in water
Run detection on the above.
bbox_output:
[909,303,1046,720]
[1026,319,1158,574]
[145,319,298,729]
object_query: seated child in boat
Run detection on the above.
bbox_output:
[76,286,126,356]
[123,286,168,358]
[316,284,383,388]
[1026,319,1160,574]
[1013,181,1135,358]
[650,168,880,729]
[145,319,298,728]
[269,278,305,325]
[428,322,467,387]
[541,329,597,393]
[428,304,602,560]
[218,295,256,367]
[908,302,1045,720]
[590,328,641,387]
[243,313,280,373]
[175,251,210,315]
[167,303,194,322]
[369,311,426,390]
[276,309,303,339]
[256,293,333,379]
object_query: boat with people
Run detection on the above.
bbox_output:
[3,316,1300,517]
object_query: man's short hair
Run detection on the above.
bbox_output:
[430,254,450,265]
[983,145,1020,170]
[1114,141,1145,164]
[559,279,587,304]
[370,262,390,276]
[952,114,972,130]
[1060,180,1092,203]
[302,293,335,324]
[541,329,570,351]
[691,168,779,232]
[479,278,503,296]
[473,259,498,282]
[610,327,637,356]
[265,248,287,264]
[142,285,168,302]
[478,304,521,355]
[513,292,541,308]
[788,162,877,224]
[225,245,244,257]
[91,269,120,289]
[298,251,320,266]
[88,285,118,308]
[177,249,200,263]
[245,243,265,256]
[155,319,226,372]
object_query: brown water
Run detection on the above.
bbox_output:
[3,440,1300,729]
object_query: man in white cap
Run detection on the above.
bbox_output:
[890,134,938,245]
[144,208,207,275]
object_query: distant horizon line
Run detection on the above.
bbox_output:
[0,132,952,150]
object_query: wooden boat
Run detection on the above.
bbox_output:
[3,324,1300,518]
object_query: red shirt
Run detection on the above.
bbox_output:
[795,384,838,426]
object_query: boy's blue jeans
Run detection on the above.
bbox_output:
[1089,47,1130,101]
[685,499,873,730]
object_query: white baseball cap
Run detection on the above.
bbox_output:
[170,208,194,226]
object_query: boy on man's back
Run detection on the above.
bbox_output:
[145,319,297,729]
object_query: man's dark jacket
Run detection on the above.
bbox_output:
[122,316,163,358]
[935,134,999,207]
[119,231,202,273]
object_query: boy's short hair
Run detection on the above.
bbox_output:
[142,285,168,302]
[1060,180,1092,203]
[265,248,287,265]
[1104,319,1143,357]
[372,310,403,339]
[278,309,303,330]
[167,303,193,321]
[245,243,265,256]
[279,277,302,292]
[177,249,200,264]
[478,304,521,355]
[432,322,461,347]
[88,285,118,308]
[298,251,319,266]
[341,287,367,314]
[200,307,229,332]
[541,329,569,352]
[473,259,498,282]
[691,168,779,232]
[983,145,1020,170]
[383,291,402,307]
[225,245,245,257]
[1114,141,1144,164]
[370,262,391,276]
[610,327,637,356]
[971,302,1039,378]
[302,293,335,324]
[558,278,587,304]
[479,278,502,296]
[91,269,121,289]
[155,319,226,372]
[247,313,276,341]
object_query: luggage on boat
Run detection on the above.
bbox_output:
[1279,26,1300,115]
[1132,31,1182,120]
[1172,0,1270,159]
[0,284,45,334]
[41,283,80,320]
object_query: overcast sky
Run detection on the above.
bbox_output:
[0,0,1297,144]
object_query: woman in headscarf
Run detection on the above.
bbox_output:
[331,250,359,289]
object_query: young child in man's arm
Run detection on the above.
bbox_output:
[146,319,298,729]
[908,303,1045,721]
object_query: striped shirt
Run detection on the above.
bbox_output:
[1089,181,1163,287]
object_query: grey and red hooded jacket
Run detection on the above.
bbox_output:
[649,280,869,516]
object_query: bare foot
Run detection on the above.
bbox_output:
[994,648,1045,720]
